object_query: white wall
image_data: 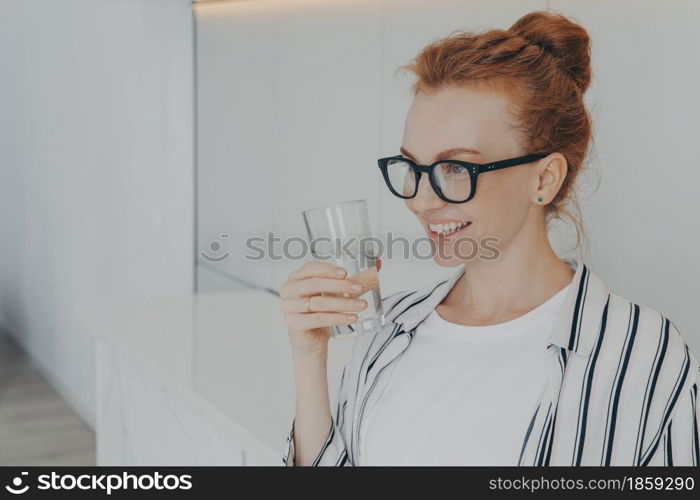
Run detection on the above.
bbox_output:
[195,0,700,358]
[551,0,700,355]
[2,0,698,443]
[0,0,195,428]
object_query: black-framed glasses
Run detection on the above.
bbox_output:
[377,152,549,203]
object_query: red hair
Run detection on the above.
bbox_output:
[397,10,593,248]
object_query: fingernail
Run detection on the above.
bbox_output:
[350,283,362,292]
[334,268,346,276]
[354,300,366,308]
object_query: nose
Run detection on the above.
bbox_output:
[410,172,446,213]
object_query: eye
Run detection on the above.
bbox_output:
[445,163,468,175]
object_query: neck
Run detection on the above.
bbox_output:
[442,218,575,325]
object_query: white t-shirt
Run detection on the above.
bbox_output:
[359,283,571,466]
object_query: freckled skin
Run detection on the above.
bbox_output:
[401,84,567,268]
[399,83,574,325]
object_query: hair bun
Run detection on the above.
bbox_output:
[509,10,592,93]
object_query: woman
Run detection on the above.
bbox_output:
[280,10,699,466]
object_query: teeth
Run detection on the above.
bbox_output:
[429,221,469,235]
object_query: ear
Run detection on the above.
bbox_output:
[534,152,568,204]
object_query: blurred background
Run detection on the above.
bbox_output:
[0,0,698,466]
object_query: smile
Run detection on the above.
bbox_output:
[428,220,472,237]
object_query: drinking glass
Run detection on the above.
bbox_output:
[302,199,386,339]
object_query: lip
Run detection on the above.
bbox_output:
[426,221,472,240]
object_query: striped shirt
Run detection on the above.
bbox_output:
[282,258,700,466]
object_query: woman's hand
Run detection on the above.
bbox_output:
[280,261,371,357]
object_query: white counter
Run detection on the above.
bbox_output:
[95,288,352,465]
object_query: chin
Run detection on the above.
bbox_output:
[432,254,466,268]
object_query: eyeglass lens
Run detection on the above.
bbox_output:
[385,158,472,202]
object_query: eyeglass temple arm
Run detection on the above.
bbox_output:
[477,153,548,173]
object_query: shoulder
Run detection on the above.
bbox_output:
[603,291,699,394]
[607,292,696,358]
[603,292,696,364]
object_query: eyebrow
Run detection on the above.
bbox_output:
[400,145,482,162]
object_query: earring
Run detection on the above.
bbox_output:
[537,196,544,203]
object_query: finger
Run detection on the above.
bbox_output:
[346,267,379,295]
[288,261,347,281]
[289,312,358,331]
[281,276,362,299]
[283,295,367,314]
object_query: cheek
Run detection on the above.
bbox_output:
[472,175,530,232]
[404,198,416,215]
